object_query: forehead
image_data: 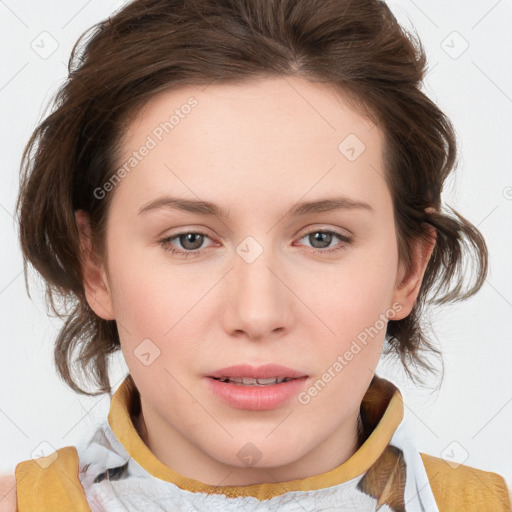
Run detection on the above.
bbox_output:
[111,76,389,219]
[121,75,381,156]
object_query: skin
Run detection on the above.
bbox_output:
[76,76,435,486]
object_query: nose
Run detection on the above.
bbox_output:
[221,240,294,341]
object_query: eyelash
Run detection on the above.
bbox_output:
[159,229,352,258]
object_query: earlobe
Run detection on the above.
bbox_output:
[391,225,437,320]
[75,209,115,320]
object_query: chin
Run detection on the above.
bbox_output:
[212,440,303,471]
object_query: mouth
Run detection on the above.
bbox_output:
[210,376,299,386]
[205,367,309,411]
[206,364,308,387]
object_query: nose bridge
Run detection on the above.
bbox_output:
[234,234,281,301]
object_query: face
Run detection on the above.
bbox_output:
[78,76,434,485]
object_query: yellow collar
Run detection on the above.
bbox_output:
[107,374,403,499]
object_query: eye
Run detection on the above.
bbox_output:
[159,231,214,258]
[295,229,352,254]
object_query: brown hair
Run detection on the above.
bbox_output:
[16,0,487,396]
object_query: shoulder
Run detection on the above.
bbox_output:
[0,474,17,512]
[9,446,90,511]
[420,452,511,512]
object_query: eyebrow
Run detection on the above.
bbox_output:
[137,195,374,218]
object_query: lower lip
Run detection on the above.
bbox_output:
[205,377,308,411]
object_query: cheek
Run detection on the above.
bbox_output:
[104,239,173,348]
[106,245,208,360]
[301,234,398,369]
[309,237,397,327]
[109,269,167,333]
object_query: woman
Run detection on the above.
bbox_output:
[3,0,510,510]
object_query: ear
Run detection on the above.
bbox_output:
[390,222,436,321]
[75,209,115,320]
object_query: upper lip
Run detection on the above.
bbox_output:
[207,364,308,379]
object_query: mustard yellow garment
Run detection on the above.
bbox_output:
[15,446,90,512]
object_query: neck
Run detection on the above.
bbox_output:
[132,397,364,486]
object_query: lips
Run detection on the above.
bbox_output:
[205,367,310,410]
[207,364,308,380]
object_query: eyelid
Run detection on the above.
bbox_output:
[296,224,352,238]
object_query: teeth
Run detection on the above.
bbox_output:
[218,377,292,385]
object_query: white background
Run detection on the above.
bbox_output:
[1,0,511,489]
